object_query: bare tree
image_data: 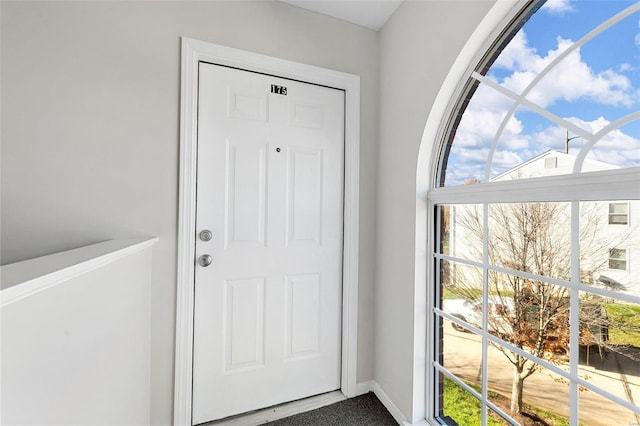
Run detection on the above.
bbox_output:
[447,199,637,415]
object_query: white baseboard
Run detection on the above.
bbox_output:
[372,382,409,425]
[355,380,375,396]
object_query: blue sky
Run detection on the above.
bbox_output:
[444,0,640,186]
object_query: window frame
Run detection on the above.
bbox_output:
[425,1,640,424]
[608,247,628,271]
[608,202,630,226]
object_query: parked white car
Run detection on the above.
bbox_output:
[442,299,479,332]
[442,297,514,335]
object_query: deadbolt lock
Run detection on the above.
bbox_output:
[199,230,213,242]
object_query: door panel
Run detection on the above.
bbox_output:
[226,141,267,246]
[224,277,265,372]
[287,148,323,245]
[192,63,345,425]
[285,273,321,359]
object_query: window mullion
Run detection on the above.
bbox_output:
[481,202,489,426]
[570,201,580,426]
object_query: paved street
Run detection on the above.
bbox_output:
[442,324,640,425]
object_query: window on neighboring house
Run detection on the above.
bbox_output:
[609,202,629,225]
[609,248,627,271]
[428,1,639,425]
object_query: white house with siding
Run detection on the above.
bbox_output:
[449,150,639,297]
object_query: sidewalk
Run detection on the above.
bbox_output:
[443,326,640,425]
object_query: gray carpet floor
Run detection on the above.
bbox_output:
[266,393,398,425]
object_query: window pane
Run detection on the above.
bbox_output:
[441,261,483,309]
[440,377,483,425]
[436,205,451,256]
[609,215,629,225]
[441,85,515,186]
[488,202,571,281]
[441,324,483,391]
[576,292,640,424]
[583,121,640,172]
[489,107,584,182]
[440,260,485,334]
[487,353,571,424]
[447,204,484,262]
[609,248,627,271]
[440,376,478,425]
[487,272,571,357]
[439,376,513,426]
[609,203,628,215]
[486,407,512,426]
[580,201,637,294]
[609,202,629,225]
[522,10,640,135]
[485,2,635,92]
[440,2,640,188]
[579,388,638,426]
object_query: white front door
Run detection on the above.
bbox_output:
[192,63,345,425]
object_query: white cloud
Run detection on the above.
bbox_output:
[588,144,640,168]
[589,124,640,165]
[530,126,567,150]
[492,150,526,170]
[541,0,575,14]
[444,30,639,185]
[569,116,610,134]
[497,36,636,108]
[527,116,640,165]
[443,147,487,184]
[618,63,633,72]
[493,31,538,72]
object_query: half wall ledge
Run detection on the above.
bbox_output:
[0,237,159,306]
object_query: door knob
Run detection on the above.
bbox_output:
[198,254,213,267]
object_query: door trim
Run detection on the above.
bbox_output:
[175,37,360,425]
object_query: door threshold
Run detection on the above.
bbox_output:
[202,390,346,426]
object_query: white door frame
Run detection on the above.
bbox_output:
[174,37,360,425]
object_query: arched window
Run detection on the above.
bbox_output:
[429,1,640,424]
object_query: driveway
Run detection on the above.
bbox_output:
[442,324,640,425]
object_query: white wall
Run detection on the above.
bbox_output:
[0,2,378,424]
[376,0,496,421]
[1,240,155,425]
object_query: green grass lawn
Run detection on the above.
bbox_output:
[604,302,640,347]
[442,377,571,425]
[442,287,483,300]
[442,378,506,425]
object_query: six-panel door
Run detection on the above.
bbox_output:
[192,63,345,424]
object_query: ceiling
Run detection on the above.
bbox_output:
[280,0,403,31]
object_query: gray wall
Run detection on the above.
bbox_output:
[2,0,509,422]
[376,0,495,420]
[1,2,378,424]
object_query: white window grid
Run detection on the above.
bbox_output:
[432,198,640,425]
[428,2,640,425]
